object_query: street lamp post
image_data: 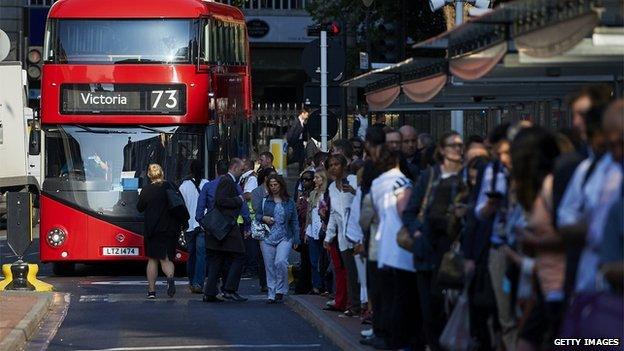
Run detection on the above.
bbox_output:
[320,30,328,151]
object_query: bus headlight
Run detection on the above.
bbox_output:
[47,228,67,247]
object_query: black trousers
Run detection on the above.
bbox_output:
[295,243,313,294]
[391,269,425,350]
[416,270,446,351]
[367,261,386,338]
[341,249,361,311]
[292,144,305,173]
[378,268,396,345]
[204,249,245,296]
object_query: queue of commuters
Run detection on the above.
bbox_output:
[137,87,622,351]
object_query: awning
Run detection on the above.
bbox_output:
[450,42,508,80]
[365,85,401,110]
[402,73,447,103]
[340,0,622,111]
[515,11,599,58]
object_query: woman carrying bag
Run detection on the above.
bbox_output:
[257,174,300,303]
[137,164,188,299]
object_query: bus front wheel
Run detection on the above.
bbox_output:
[52,262,75,276]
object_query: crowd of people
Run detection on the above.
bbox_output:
[136,87,623,351]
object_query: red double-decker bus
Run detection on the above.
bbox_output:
[39,0,251,275]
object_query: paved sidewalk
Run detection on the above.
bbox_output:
[287,294,371,351]
[0,291,53,351]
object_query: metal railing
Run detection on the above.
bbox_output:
[250,102,305,155]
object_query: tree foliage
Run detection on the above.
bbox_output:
[306,0,447,76]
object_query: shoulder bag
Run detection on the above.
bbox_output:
[165,182,190,225]
[397,169,436,250]
[251,198,270,240]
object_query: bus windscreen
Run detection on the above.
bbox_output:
[45,19,196,64]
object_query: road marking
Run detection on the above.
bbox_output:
[84,278,252,286]
[79,295,110,303]
[74,344,322,351]
[78,294,270,303]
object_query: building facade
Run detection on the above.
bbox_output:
[217,0,315,104]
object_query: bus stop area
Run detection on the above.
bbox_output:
[0,291,54,351]
[341,0,623,130]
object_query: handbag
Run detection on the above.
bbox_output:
[166,184,190,225]
[251,198,270,240]
[436,241,465,289]
[200,206,234,241]
[439,292,475,351]
[397,168,436,251]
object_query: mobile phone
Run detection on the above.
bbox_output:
[486,191,504,199]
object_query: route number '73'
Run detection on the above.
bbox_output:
[151,90,178,109]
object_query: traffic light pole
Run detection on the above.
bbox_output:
[320,30,328,151]
[451,1,464,137]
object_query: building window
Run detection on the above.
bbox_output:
[215,0,307,10]
[204,19,247,66]
[28,0,55,6]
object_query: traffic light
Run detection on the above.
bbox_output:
[26,46,43,89]
[373,22,400,63]
[307,21,341,37]
[325,21,341,36]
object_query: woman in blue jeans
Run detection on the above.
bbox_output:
[258,174,300,303]
[304,169,329,294]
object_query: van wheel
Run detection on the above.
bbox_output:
[52,262,75,276]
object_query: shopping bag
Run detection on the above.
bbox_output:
[439,292,474,351]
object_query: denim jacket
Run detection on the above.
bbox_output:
[256,196,301,245]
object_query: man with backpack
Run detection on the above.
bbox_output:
[179,160,209,293]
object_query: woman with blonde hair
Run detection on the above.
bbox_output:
[137,164,182,299]
[305,169,330,294]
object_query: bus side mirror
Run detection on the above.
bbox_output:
[28,120,41,156]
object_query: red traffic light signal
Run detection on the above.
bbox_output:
[325,21,341,36]
[307,21,341,37]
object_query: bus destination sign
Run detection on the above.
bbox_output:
[61,84,186,115]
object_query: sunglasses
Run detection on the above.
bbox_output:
[302,178,314,181]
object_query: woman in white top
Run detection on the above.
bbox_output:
[370,147,417,349]
[323,154,358,313]
[305,169,329,294]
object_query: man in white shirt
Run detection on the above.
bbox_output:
[353,106,369,141]
[239,158,258,201]
[179,160,209,293]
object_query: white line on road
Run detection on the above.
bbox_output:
[75,344,322,351]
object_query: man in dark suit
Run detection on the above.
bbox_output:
[200,158,249,302]
[287,107,310,173]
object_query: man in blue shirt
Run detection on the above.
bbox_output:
[574,100,623,293]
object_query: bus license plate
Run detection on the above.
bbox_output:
[102,247,139,256]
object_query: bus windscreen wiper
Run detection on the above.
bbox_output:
[114,58,165,64]
[75,125,129,134]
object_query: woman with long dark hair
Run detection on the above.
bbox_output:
[510,127,564,351]
[257,174,300,303]
[305,169,330,295]
[402,131,465,350]
[323,154,359,314]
